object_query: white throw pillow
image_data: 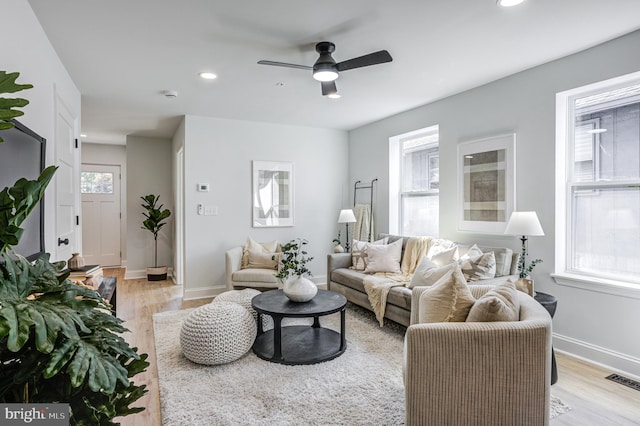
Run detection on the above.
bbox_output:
[351,237,388,271]
[364,238,403,274]
[429,246,458,266]
[459,243,484,260]
[409,257,459,288]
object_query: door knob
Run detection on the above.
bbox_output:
[58,237,69,246]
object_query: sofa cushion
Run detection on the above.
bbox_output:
[466,279,519,322]
[418,266,475,323]
[232,268,278,283]
[351,237,388,271]
[364,238,402,274]
[409,258,458,288]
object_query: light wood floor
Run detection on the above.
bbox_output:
[105,268,640,426]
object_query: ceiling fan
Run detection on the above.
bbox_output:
[258,41,392,98]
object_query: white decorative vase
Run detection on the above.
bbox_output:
[283,276,317,302]
[333,244,345,253]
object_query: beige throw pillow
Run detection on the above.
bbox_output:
[418,266,476,323]
[364,238,403,274]
[459,251,496,282]
[246,250,281,269]
[241,237,279,269]
[351,237,388,271]
[466,279,520,322]
[429,246,458,266]
[408,257,458,288]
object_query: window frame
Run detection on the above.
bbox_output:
[389,125,440,237]
[554,71,640,299]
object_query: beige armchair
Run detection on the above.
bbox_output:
[404,285,552,426]
[225,246,280,291]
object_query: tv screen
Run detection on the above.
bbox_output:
[0,119,46,261]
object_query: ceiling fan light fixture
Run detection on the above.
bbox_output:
[327,93,341,99]
[313,66,339,82]
[497,0,525,6]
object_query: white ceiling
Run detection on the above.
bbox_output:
[27,0,640,145]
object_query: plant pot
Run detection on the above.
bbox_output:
[333,244,345,253]
[514,277,534,296]
[283,276,317,302]
[147,266,168,281]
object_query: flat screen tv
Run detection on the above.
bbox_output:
[0,119,46,261]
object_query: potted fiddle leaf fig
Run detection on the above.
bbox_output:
[140,194,171,281]
[0,71,149,424]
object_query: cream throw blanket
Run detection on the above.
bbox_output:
[353,204,373,241]
[363,237,431,326]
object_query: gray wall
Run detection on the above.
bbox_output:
[81,143,127,263]
[182,115,349,299]
[126,136,173,278]
[349,30,640,375]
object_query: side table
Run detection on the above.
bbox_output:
[534,291,558,385]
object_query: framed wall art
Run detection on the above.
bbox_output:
[252,160,294,227]
[458,133,516,234]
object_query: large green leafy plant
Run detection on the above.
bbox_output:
[140,194,171,268]
[274,238,314,282]
[0,71,149,425]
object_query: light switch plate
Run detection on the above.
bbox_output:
[197,183,210,192]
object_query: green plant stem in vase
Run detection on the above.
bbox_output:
[517,236,542,279]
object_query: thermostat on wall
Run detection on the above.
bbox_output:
[197,183,210,192]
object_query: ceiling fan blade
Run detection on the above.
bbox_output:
[321,81,338,96]
[336,50,392,72]
[257,60,312,71]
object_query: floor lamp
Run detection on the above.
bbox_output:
[338,209,357,252]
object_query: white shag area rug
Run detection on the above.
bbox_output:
[153,304,569,425]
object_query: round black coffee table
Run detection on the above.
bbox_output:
[251,289,347,365]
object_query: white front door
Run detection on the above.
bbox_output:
[54,95,79,263]
[81,164,121,267]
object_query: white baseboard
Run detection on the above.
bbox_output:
[554,333,640,379]
[183,286,227,300]
[124,267,174,281]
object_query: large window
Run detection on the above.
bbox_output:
[556,73,640,289]
[390,126,439,237]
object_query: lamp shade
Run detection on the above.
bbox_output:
[504,211,544,236]
[338,209,357,223]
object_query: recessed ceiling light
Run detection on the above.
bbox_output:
[199,72,217,80]
[497,0,525,6]
[162,90,178,98]
[80,133,87,138]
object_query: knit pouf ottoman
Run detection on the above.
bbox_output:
[213,289,274,330]
[180,301,256,365]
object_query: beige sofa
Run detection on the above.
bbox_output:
[225,246,280,290]
[327,234,519,327]
[404,285,552,425]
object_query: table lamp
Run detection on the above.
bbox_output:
[504,211,544,279]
